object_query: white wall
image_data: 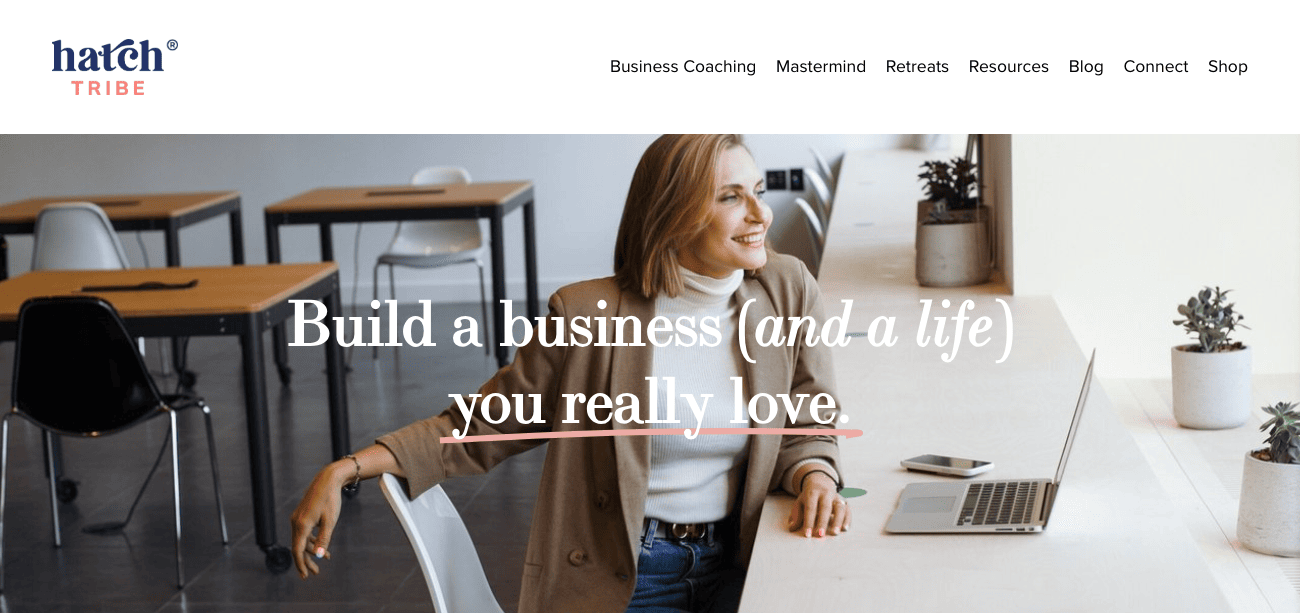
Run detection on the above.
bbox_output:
[0,134,907,303]
[1011,135,1300,377]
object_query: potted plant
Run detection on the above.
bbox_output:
[1237,401,1300,556]
[1170,286,1251,429]
[914,156,991,287]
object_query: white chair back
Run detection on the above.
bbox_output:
[392,167,479,250]
[810,147,835,187]
[411,166,472,186]
[794,197,824,277]
[795,197,825,246]
[32,202,130,270]
[378,474,502,613]
[805,168,833,217]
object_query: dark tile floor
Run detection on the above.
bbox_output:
[0,302,541,612]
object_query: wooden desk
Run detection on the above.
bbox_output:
[0,191,247,382]
[0,263,347,574]
[739,150,1229,611]
[0,191,246,278]
[264,181,537,372]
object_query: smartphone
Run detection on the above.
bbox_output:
[900,454,994,477]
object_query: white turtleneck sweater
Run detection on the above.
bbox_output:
[644,267,749,523]
[642,267,840,524]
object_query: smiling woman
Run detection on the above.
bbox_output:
[290,134,849,613]
[615,134,773,297]
[678,146,772,277]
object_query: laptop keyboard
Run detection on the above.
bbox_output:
[958,481,1039,526]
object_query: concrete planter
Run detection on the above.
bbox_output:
[915,212,990,287]
[1170,345,1251,429]
[1237,452,1300,557]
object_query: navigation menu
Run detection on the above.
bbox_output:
[608,59,1253,77]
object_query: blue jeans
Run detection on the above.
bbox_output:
[626,520,746,613]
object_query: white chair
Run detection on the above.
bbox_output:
[32,202,154,358]
[373,166,489,357]
[794,197,824,276]
[378,473,502,613]
[810,147,836,189]
[32,202,130,271]
[805,168,834,224]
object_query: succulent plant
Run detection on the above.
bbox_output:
[1257,401,1300,464]
[1172,286,1247,352]
[917,157,978,223]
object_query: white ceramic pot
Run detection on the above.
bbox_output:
[1170,345,1251,429]
[915,219,990,287]
[1237,451,1300,557]
[915,200,935,245]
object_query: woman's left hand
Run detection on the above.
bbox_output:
[788,466,851,538]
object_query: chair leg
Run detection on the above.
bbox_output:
[476,261,491,355]
[372,261,382,359]
[199,401,229,545]
[388,264,398,359]
[43,431,61,548]
[168,411,184,589]
[1,416,9,593]
[156,338,173,377]
[388,264,397,307]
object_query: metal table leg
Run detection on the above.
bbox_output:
[265,216,292,385]
[523,199,539,320]
[228,206,246,265]
[324,286,351,460]
[489,211,508,368]
[164,224,197,388]
[239,317,290,572]
[323,284,355,497]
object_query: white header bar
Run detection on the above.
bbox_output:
[5,0,1300,133]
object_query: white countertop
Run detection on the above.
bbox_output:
[740,149,1233,612]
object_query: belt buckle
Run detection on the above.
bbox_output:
[669,523,702,540]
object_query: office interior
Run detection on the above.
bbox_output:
[0,134,1296,611]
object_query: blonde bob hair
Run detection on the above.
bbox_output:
[614,134,750,299]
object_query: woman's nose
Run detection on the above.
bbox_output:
[746,196,772,225]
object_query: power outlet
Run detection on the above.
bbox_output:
[766,169,787,190]
[789,168,805,191]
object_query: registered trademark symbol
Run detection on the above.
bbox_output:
[167,39,178,51]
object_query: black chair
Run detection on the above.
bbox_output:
[1,296,228,591]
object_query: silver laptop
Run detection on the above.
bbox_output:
[885,350,1095,534]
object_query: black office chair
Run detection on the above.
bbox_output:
[0,296,229,592]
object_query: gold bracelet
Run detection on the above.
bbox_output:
[342,454,361,488]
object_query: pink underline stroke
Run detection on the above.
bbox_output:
[439,428,863,444]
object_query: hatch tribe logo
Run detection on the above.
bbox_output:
[52,39,175,96]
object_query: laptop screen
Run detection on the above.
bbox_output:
[1053,350,1096,486]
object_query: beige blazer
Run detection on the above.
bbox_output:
[377,254,843,612]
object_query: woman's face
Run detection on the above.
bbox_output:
[678,146,772,278]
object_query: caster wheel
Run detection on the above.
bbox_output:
[264,545,292,573]
[342,482,360,498]
[56,478,79,503]
[277,364,293,385]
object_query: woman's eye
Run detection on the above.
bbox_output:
[720,193,739,203]
[755,189,767,199]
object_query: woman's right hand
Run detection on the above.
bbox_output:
[290,459,353,579]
